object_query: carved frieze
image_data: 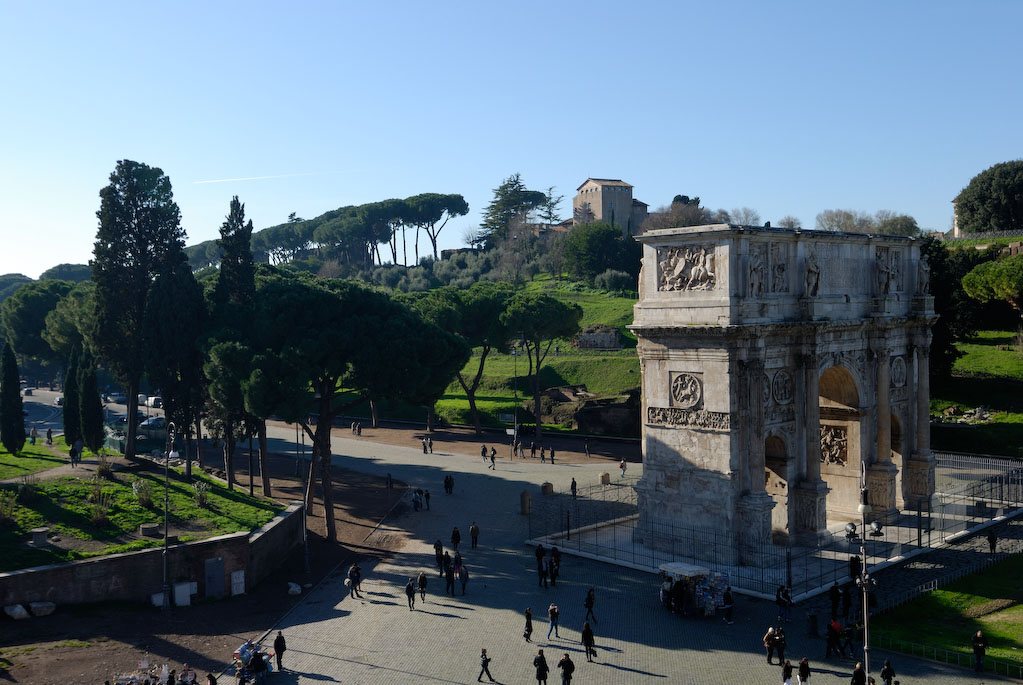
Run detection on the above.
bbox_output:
[647,406,730,431]
[762,373,772,407]
[890,387,908,403]
[765,405,796,425]
[657,246,716,291]
[820,425,848,466]
[772,369,794,404]
[890,356,907,388]
[670,372,703,409]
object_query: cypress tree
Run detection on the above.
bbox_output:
[78,349,105,455]
[63,348,81,446]
[0,342,26,454]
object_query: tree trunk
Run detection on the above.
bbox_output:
[304,456,316,514]
[457,346,491,436]
[183,424,192,484]
[248,433,254,497]
[224,417,235,491]
[313,401,336,542]
[194,416,203,477]
[258,420,271,497]
[532,350,543,442]
[426,404,435,433]
[370,399,379,428]
[125,378,139,459]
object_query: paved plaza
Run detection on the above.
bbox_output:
[253,425,1018,684]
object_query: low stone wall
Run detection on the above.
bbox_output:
[0,503,303,608]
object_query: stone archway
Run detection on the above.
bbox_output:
[819,365,862,519]
[765,435,790,539]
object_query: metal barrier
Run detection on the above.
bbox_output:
[871,633,1023,680]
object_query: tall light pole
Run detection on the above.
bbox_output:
[163,421,177,610]
[856,463,878,678]
[512,347,519,453]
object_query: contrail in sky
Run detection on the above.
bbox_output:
[192,172,323,184]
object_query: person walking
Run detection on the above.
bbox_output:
[424,489,431,510]
[584,588,597,623]
[540,446,546,463]
[489,452,496,470]
[580,621,596,662]
[422,437,428,454]
[781,660,793,685]
[272,631,286,671]
[987,529,998,554]
[557,653,574,684]
[405,577,416,610]
[619,458,627,477]
[531,441,537,458]
[524,608,534,643]
[73,437,84,462]
[538,556,549,589]
[454,550,463,568]
[570,478,577,498]
[428,437,433,453]
[850,662,866,685]
[764,626,777,664]
[445,563,456,596]
[781,585,793,622]
[879,658,896,685]
[973,629,988,672]
[547,603,560,639]
[458,563,469,595]
[548,551,559,587]
[825,618,841,658]
[722,586,734,624]
[46,427,53,445]
[451,526,461,550]
[417,571,428,602]
[470,521,480,549]
[797,656,811,684]
[776,585,787,622]
[549,447,555,464]
[477,648,495,682]
[434,540,445,576]
[347,563,362,599]
[829,581,840,618]
[29,427,37,445]
[583,439,590,459]
[551,547,561,578]
[533,648,549,684]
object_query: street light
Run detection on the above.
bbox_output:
[512,347,518,455]
[163,421,177,610]
[856,466,879,679]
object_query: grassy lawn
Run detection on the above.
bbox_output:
[0,443,68,481]
[0,468,283,572]
[872,554,1023,670]
[931,330,1023,456]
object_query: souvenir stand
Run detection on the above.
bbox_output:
[658,562,729,617]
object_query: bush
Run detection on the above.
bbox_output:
[593,269,634,292]
[132,478,154,508]
[96,455,114,479]
[90,491,112,526]
[87,475,105,503]
[193,481,210,508]
[16,475,38,504]
[0,490,16,525]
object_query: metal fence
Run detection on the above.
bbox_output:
[871,634,1023,680]
[527,452,1023,597]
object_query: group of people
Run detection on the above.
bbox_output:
[534,543,561,588]
[349,421,363,436]
[421,436,434,453]
[433,533,474,597]
[479,647,577,683]
[28,426,53,445]
[412,488,431,511]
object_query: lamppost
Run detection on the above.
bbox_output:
[512,347,519,452]
[855,465,879,678]
[163,421,177,610]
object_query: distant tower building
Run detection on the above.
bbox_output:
[573,178,648,235]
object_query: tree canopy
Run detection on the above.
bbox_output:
[562,221,641,285]
[0,343,25,455]
[963,253,1023,314]
[955,161,1023,234]
[0,279,74,360]
[479,173,546,247]
[39,263,92,282]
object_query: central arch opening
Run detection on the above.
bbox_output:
[819,365,862,520]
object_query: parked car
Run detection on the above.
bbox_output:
[103,392,127,404]
[54,396,63,406]
[113,411,147,426]
[137,394,148,406]
[146,396,163,408]
[140,416,166,430]
[22,388,32,396]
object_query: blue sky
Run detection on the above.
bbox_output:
[1,1,1021,279]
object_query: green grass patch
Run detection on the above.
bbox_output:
[930,331,1023,456]
[0,469,283,572]
[0,442,70,480]
[872,554,1023,669]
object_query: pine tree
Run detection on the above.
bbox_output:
[78,349,105,454]
[63,348,81,446]
[0,343,26,454]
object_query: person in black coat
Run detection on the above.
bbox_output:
[524,608,533,643]
[850,661,866,685]
[445,564,456,596]
[272,631,286,671]
[580,621,596,662]
[557,653,575,683]
[829,581,840,618]
[405,577,417,610]
[797,656,811,684]
[879,658,896,685]
[973,630,988,672]
[451,527,461,550]
[533,648,549,684]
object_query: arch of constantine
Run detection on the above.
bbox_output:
[631,224,936,561]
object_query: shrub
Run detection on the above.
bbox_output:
[90,491,112,526]
[87,475,105,503]
[193,481,210,508]
[96,455,114,479]
[132,478,154,508]
[16,475,38,504]
[593,269,634,293]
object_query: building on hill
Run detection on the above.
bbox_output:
[573,178,648,236]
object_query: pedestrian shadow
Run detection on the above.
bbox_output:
[416,609,466,619]
[427,601,475,611]
[596,662,667,677]
[270,670,340,683]
[364,591,394,597]
[365,599,400,606]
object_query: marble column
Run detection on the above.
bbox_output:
[748,359,767,495]
[736,356,774,564]
[904,338,936,508]
[802,353,821,481]
[867,344,899,516]
[915,345,931,455]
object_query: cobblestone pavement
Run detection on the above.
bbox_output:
[259,426,1018,684]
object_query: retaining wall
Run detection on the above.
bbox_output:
[0,503,303,608]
